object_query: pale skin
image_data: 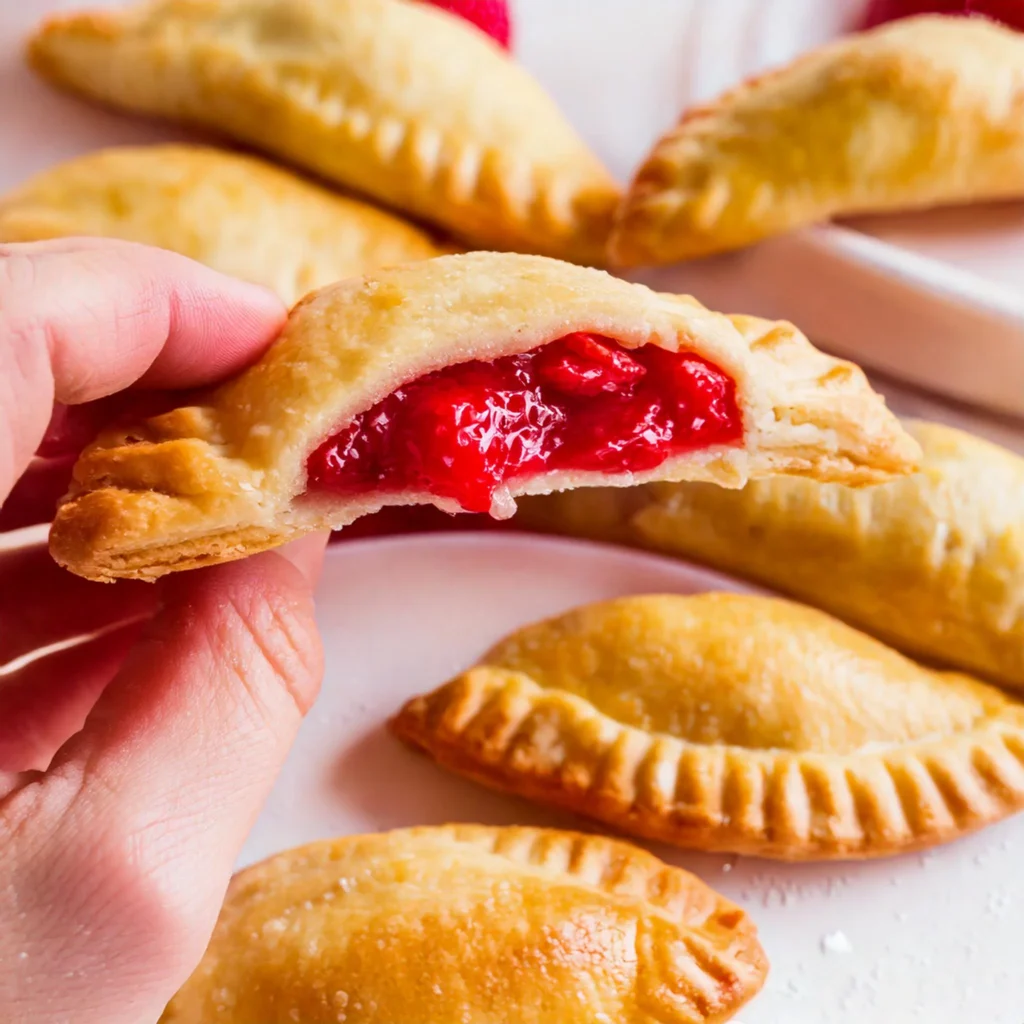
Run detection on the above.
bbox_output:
[0,238,328,1024]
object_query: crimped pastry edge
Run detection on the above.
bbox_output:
[235,822,765,943]
[26,1,621,265]
[391,673,1024,861]
[607,15,1024,266]
[188,824,769,1022]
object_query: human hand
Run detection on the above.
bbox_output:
[0,239,327,1024]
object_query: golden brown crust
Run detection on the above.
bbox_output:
[0,144,442,305]
[610,16,1024,265]
[517,420,1024,695]
[160,825,768,1023]
[27,0,620,265]
[47,252,918,582]
[391,595,1024,861]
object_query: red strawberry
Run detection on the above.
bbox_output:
[967,0,1024,28]
[419,0,512,49]
[863,0,1024,29]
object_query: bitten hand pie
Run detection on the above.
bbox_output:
[28,0,621,265]
[517,420,1024,694]
[48,252,918,582]
[160,826,768,1023]
[610,15,1024,265]
[392,595,1024,860]
[0,145,442,306]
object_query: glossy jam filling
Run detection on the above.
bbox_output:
[863,0,1024,29]
[306,333,742,515]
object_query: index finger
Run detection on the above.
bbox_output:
[0,238,287,502]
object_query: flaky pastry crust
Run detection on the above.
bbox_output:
[28,0,621,264]
[610,16,1024,265]
[392,595,1024,861]
[0,144,442,305]
[517,420,1024,695]
[48,252,918,582]
[160,825,768,1023]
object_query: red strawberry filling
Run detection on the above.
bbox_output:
[864,0,1024,29]
[419,0,512,48]
[306,333,742,515]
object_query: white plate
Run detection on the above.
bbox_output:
[246,533,1024,1024]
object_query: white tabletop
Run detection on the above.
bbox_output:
[3,2,1023,1020]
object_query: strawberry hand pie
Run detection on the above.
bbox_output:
[50,253,919,581]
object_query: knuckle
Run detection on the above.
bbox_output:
[219,562,324,722]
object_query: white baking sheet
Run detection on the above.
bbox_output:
[2,1,1023,1019]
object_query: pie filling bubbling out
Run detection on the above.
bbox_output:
[305,332,743,514]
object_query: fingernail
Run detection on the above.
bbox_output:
[278,531,329,588]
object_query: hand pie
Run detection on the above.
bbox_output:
[48,252,918,582]
[160,825,768,1023]
[0,145,442,306]
[517,420,1024,694]
[392,594,1024,860]
[610,15,1024,265]
[28,0,620,265]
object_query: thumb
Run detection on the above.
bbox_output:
[6,548,324,1021]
